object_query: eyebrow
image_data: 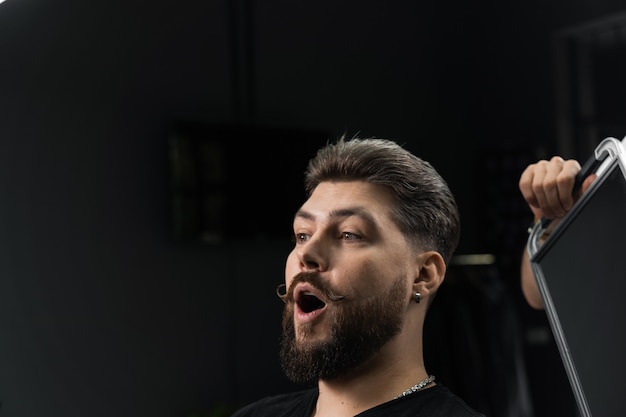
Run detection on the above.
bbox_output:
[294,207,377,225]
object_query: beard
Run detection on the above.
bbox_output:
[279,273,406,384]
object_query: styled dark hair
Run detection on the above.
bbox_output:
[304,136,460,264]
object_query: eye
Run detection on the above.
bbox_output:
[340,231,361,241]
[293,232,310,244]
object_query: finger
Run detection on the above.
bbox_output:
[520,160,553,221]
[580,173,597,195]
[554,159,582,211]
[534,158,563,218]
[519,162,542,209]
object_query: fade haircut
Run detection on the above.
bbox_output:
[304,136,461,264]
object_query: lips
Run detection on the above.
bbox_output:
[293,283,328,321]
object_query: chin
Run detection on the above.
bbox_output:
[295,328,329,346]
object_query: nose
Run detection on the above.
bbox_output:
[296,235,327,272]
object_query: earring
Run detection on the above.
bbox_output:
[414,292,421,303]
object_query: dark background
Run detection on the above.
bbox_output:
[0,0,625,416]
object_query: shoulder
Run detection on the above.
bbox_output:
[429,385,486,416]
[230,388,318,417]
[380,385,486,417]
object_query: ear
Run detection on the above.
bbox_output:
[413,251,446,299]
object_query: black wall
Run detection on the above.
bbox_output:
[0,0,624,416]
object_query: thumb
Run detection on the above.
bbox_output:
[581,173,597,194]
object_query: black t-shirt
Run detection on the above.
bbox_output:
[231,384,486,417]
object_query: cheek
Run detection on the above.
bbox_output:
[352,261,408,294]
[284,249,299,283]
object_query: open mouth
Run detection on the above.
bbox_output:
[294,285,327,314]
[297,291,327,313]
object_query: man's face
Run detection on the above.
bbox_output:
[280,181,416,383]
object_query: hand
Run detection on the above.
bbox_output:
[518,156,597,310]
[518,156,596,223]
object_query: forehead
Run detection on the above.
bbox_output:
[299,180,396,223]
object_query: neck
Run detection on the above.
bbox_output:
[312,343,430,417]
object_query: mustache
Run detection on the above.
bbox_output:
[276,271,347,304]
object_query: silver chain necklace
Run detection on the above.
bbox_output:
[394,375,436,399]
